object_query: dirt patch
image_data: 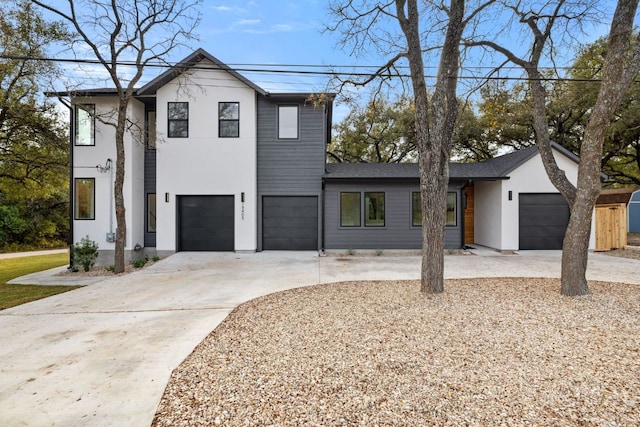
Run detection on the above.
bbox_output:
[628,233,640,246]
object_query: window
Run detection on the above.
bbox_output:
[168,102,188,137]
[340,192,360,227]
[278,105,299,139]
[219,102,239,137]
[75,178,95,220]
[146,111,157,149]
[412,192,421,227]
[446,192,457,226]
[365,192,385,227]
[412,191,457,227]
[147,193,156,233]
[75,104,95,146]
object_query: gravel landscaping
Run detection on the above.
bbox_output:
[152,278,640,426]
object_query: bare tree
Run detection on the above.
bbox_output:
[466,0,640,295]
[328,0,496,293]
[32,0,200,273]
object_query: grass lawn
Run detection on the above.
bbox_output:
[0,253,81,310]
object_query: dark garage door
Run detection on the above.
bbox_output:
[263,196,318,250]
[178,195,234,251]
[519,193,569,250]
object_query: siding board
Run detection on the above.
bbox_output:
[324,180,464,249]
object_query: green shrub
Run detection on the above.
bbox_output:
[106,265,115,272]
[131,256,148,268]
[375,248,383,256]
[152,255,160,262]
[72,236,99,272]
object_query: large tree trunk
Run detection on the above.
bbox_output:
[113,98,128,273]
[397,0,464,293]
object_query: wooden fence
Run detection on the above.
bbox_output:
[595,203,627,251]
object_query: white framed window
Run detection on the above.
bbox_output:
[278,105,299,139]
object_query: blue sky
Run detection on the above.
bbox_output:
[44,0,625,103]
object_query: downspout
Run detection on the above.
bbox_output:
[66,101,74,269]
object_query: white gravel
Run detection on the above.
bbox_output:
[152,278,640,426]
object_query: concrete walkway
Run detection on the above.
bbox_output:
[1,250,638,426]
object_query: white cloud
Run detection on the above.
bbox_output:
[236,19,260,25]
[272,24,293,32]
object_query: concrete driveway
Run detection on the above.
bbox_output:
[1,250,639,426]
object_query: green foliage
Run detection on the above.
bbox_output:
[152,256,160,262]
[464,37,640,186]
[0,0,70,250]
[72,236,99,272]
[375,248,383,256]
[328,97,417,163]
[347,248,355,255]
[0,253,78,310]
[130,256,149,269]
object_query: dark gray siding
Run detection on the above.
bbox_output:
[257,95,328,250]
[324,180,464,249]
[144,149,156,247]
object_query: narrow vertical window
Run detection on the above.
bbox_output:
[340,192,361,227]
[75,104,95,146]
[219,102,239,137]
[146,111,157,149]
[167,102,188,138]
[75,178,95,220]
[278,105,299,139]
[147,193,156,233]
[365,192,385,227]
[446,192,457,226]
[412,192,421,227]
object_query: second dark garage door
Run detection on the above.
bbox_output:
[519,193,569,250]
[178,195,234,251]
[263,196,318,250]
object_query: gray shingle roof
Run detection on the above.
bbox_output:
[324,144,566,180]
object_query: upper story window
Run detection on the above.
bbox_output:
[146,110,157,149]
[167,102,188,138]
[278,105,299,139]
[412,191,457,227]
[219,102,239,137]
[75,104,95,146]
[75,178,95,220]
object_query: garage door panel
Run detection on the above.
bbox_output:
[263,196,318,250]
[519,193,569,250]
[178,195,234,251]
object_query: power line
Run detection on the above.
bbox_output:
[0,54,621,83]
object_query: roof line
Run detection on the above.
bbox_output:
[137,48,267,96]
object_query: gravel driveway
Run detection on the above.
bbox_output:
[152,261,640,425]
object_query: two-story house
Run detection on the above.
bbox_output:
[61,48,594,264]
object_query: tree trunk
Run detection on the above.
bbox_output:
[113,98,128,273]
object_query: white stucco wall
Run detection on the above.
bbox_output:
[155,61,257,251]
[473,148,595,251]
[72,96,146,253]
[473,180,503,249]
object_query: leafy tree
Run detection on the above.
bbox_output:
[468,0,640,296]
[33,0,201,273]
[328,97,417,163]
[0,0,70,250]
